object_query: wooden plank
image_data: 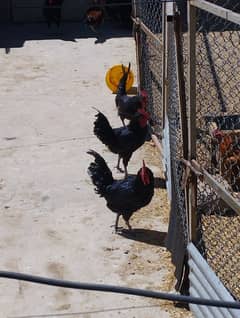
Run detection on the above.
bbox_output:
[190,0,240,25]
[188,4,196,160]
[174,13,188,160]
[151,134,163,158]
[162,1,167,129]
[191,160,240,215]
[132,17,162,46]
[132,0,142,92]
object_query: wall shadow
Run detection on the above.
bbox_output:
[0,21,132,51]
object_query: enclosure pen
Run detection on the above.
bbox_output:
[132,0,240,317]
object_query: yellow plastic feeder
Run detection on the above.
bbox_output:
[105,64,134,94]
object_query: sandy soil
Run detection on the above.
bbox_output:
[0,23,192,318]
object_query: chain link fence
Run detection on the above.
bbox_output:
[133,0,189,293]
[133,0,163,137]
[190,0,240,300]
[133,0,240,301]
[165,12,189,293]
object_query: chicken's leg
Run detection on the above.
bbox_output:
[120,116,126,127]
[122,120,125,127]
[125,220,132,231]
[115,214,120,232]
[115,155,124,173]
[124,165,128,179]
[123,154,131,179]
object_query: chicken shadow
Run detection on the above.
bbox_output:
[154,177,166,189]
[119,228,167,247]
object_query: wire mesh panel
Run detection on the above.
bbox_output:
[133,0,189,292]
[191,1,240,300]
[134,0,240,302]
[165,17,189,293]
[136,0,162,32]
[134,0,163,137]
[207,0,240,13]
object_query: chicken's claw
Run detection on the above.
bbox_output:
[115,166,124,173]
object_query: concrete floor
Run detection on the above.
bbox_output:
[0,23,192,318]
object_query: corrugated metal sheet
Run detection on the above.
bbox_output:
[188,243,240,318]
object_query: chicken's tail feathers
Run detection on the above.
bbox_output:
[87,150,114,196]
[93,111,117,150]
[92,106,101,112]
[127,62,131,74]
[116,62,131,98]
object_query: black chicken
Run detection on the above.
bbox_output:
[87,150,154,232]
[43,0,64,28]
[93,109,150,178]
[85,7,105,33]
[115,63,148,126]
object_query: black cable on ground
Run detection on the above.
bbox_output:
[0,271,240,310]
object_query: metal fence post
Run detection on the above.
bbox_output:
[162,1,167,130]
[132,0,142,92]
[187,1,197,243]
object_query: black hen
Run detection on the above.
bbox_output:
[43,0,64,28]
[115,63,148,126]
[93,109,150,177]
[87,150,154,232]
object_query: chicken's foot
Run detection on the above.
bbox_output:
[120,116,126,127]
[114,214,121,233]
[115,156,124,173]
[124,165,128,179]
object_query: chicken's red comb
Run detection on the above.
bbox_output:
[138,108,150,119]
[140,90,148,98]
[213,128,224,139]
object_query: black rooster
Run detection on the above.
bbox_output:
[87,150,154,232]
[43,0,64,28]
[93,109,150,178]
[85,7,105,33]
[115,63,148,126]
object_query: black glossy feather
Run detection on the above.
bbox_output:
[115,63,144,123]
[87,150,113,197]
[87,151,154,224]
[93,111,148,167]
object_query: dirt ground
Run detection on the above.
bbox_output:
[0,23,192,318]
